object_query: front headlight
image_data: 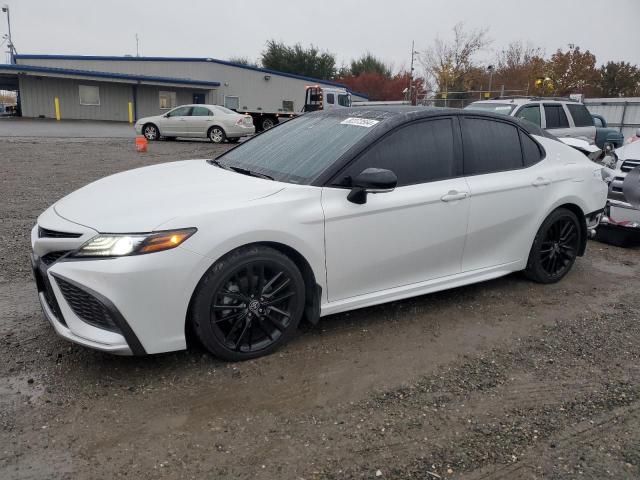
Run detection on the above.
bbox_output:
[71,228,197,258]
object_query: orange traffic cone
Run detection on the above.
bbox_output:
[135,135,148,152]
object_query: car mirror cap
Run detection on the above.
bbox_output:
[347,168,397,204]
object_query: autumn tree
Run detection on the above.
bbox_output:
[597,61,640,97]
[337,71,424,102]
[544,44,600,96]
[419,22,491,97]
[261,40,337,79]
[494,41,547,94]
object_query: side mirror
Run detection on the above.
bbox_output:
[347,168,398,204]
[623,166,640,209]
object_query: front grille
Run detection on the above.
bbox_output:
[38,227,82,239]
[55,277,120,333]
[41,250,70,266]
[621,159,640,173]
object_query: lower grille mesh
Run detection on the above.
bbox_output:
[55,277,120,333]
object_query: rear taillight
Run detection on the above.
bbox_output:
[236,118,243,126]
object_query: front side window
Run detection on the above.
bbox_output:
[166,106,191,117]
[515,105,541,127]
[191,106,213,116]
[79,85,100,106]
[216,114,382,184]
[462,118,523,175]
[326,93,335,105]
[338,94,351,107]
[544,104,570,129]
[159,91,177,109]
[336,119,457,187]
[567,104,594,127]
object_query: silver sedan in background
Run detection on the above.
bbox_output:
[135,104,255,143]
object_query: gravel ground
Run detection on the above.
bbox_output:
[1,137,639,479]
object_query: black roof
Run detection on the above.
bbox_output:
[314,105,550,138]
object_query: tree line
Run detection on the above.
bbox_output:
[230,28,640,101]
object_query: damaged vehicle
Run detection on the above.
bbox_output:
[596,140,640,246]
[31,107,607,361]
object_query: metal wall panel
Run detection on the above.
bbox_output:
[585,98,640,139]
[19,76,133,121]
[17,57,367,112]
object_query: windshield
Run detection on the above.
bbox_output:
[465,102,516,115]
[214,114,381,184]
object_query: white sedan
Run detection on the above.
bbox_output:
[135,104,255,143]
[32,107,607,361]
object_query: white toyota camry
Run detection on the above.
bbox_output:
[32,107,607,360]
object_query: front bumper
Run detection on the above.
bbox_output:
[600,200,640,230]
[31,211,209,355]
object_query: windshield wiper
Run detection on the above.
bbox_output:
[227,166,274,181]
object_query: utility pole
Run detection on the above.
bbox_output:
[487,65,494,98]
[2,4,17,63]
[408,41,419,105]
[135,33,139,57]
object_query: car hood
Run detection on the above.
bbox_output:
[615,140,640,160]
[53,160,285,232]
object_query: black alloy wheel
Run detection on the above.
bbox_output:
[191,246,305,361]
[525,208,581,283]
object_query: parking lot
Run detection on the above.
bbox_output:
[1,126,640,479]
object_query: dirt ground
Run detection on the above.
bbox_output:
[1,136,639,480]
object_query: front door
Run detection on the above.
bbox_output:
[158,106,192,136]
[322,118,470,302]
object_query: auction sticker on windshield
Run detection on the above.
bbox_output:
[340,117,380,128]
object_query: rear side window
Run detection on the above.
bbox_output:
[515,105,541,127]
[191,106,213,116]
[338,119,458,187]
[567,104,594,127]
[462,118,523,175]
[544,104,569,129]
[520,132,543,166]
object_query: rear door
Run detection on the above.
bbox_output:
[159,106,192,136]
[566,103,596,144]
[461,116,553,271]
[322,117,470,301]
[543,103,572,139]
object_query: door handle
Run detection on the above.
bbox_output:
[532,177,551,187]
[441,190,468,202]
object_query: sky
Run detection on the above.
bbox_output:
[2,0,639,71]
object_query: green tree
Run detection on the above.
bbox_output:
[598,61,640,97]
[227,56,259,68]
[261,40,337,79]
[350,53,392,78]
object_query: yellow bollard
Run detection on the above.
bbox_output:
[54,97,61,121]
[128,101,133,124]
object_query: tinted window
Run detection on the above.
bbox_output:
[515,105,541,127]
[218,114,380,184]
[462,118,523,175]
[326,93,335,105]
[567,104,594,127]
[337,119,457,187]
[191,106,212,116]
[167,106,191,117]
[338,94,351,107]
[520,131,543,166]
[544,104,569,129]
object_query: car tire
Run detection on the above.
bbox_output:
[208,126,226,144]
[142,123,159,141]
[227,137,240,143]
[190,245,306,361]
[524,208,582,284]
